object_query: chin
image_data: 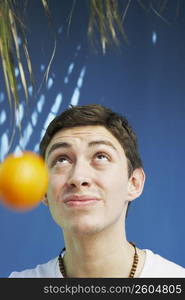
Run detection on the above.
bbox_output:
[69,220,104,236]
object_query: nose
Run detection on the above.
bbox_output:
[67,161,92,189]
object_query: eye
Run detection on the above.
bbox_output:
[95,152,110,161]
[51,155,71,167]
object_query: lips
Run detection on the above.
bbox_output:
[63,195,100,207]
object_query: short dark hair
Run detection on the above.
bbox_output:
[39,104,143,178]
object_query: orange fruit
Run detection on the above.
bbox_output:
[0,151,48,211]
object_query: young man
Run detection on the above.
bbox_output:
[9,104,185,277]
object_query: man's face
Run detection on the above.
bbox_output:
[45,125,135,235]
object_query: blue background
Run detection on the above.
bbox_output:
[0,0,185,277]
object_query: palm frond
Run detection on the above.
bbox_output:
[88,0,127,54]
[9,9,28,101]
[0,0,181,116]
[67,0,77,36]
[0,1,18,108]
[41,0,50,16]
[0,0,34,112]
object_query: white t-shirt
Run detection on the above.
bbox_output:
[8,249,185,278]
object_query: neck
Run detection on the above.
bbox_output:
[60,223,139,278]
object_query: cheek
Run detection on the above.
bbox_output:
[106,165,127,187]
[47,173,65,198]
[46,175,65,221]
[105,170,128,200]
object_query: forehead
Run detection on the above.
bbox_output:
[46,125,124,155]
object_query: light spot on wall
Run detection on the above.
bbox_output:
[31,112,38,126]
[152,31,157,45]
[0,133,9,162]
[0,111,6,125]
[37,95,45,113]
[47,77,54,90]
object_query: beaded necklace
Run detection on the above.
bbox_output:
[58,242,139,278]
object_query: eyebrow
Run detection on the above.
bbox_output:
[46,140,118,159]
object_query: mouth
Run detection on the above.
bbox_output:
[63,195,101,207]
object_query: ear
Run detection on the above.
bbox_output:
[42,193,49,206]
[127,168,145,202]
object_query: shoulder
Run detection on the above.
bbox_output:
[8,256,62,278]
[140,249,185,278]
